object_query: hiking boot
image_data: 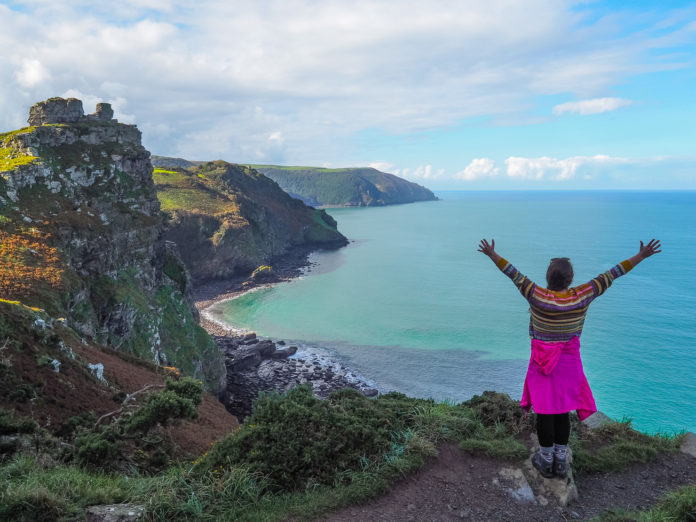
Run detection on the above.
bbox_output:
[553,457,568,479]
[532,451,554,478]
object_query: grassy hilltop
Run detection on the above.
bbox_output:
[251,165,438,207]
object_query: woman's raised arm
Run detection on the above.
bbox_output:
[478,238,535,299]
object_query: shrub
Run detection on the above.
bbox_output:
[165,376,203,406]
[0,409,36,435]
[74,377,203,471]
[125,389,198,434]
[200,385,405,490]
[74,431,121,469]
[464,391,534,435]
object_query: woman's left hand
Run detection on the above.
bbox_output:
[639,239,662,259]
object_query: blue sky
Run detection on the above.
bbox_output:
[1,0,694,189]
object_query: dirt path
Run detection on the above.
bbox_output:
[322,444,696,522]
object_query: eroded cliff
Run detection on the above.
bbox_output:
[153,160,348,283]
[0,97,225,391]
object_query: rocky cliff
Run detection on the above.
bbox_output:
[250,165,438,207]
[0,97,225,392]
[153,160,348,283]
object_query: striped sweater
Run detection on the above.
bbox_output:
[496,257,634,341]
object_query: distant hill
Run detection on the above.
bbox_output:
[250,165,438,207]
[153,161,347,283]
[151,155,203,169]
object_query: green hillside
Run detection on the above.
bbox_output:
[248,165,438,207]
[153,161,347,282]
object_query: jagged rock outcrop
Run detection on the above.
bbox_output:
[153,161,348,283]
[27,97,85,125]
[215,333,378,418]
[0,98,225,392]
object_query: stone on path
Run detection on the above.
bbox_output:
[494,467,536,503]
[523,450,579,507]
[85,504,143,522]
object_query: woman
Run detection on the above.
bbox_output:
[477,238,661,478]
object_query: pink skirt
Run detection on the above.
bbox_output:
[520,336,597,421]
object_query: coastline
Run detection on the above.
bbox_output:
[194,244,380,418]
[194,243,319,334]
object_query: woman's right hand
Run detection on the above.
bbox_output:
[478,238,496,258]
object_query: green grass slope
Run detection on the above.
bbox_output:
[251,165,438,207]
[1,386,687,521]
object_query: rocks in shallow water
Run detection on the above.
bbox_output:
[270,345,298,358]
[216,334,378,418]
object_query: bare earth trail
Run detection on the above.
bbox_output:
[322,444,696,522]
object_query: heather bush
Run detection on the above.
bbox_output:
[199,385,423,490]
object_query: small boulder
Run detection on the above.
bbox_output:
[85,504,144,521]
[270,346,298,358]
[250,265,278,283]
[253,339,277,357]
[582,411,614,429]
[494,467,536,503]
[523,447,579,507]
[681,431,696,458]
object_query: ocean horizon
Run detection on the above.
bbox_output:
[212,190,696,434]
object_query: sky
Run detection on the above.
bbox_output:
[1,0,695,190]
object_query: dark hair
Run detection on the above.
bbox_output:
[546,258,574,291]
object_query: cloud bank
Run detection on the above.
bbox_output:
[0,1,693,188]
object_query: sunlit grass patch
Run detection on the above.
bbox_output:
[571,419,683,474]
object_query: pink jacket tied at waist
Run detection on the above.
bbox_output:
[530,338,568,375]
[521,336,597,421]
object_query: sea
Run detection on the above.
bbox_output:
[211,191,696,434]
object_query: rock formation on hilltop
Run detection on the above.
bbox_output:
[0,97,225,391]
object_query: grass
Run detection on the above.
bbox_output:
[0,146,37,171]
[0,388,688,521]
[571,419,683,474]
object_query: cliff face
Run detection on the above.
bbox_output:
[153,160,348,283]
[0,98,225,392]
[250,165,438,207]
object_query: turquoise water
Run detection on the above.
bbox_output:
[215,191,696,433]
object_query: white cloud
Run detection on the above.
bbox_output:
[553,97,633,116]
[15,59,50,88]
[505,155,631,181]
[395,165,445,181]
[0,1,692,166]
[454,158,499,181]
[268,131,284,144]
[368,161,394,172]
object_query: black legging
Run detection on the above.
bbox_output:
[536,413,570,447]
